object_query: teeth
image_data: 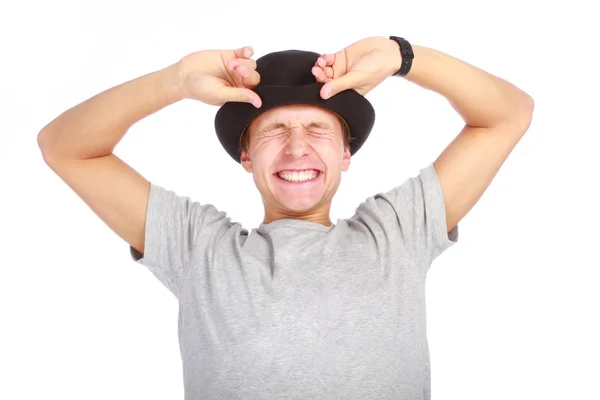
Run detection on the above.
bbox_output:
[277,170,319,182]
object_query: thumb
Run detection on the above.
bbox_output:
[216,86,262,108]
[321,71,365,99]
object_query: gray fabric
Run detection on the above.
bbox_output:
[130,163,458,399]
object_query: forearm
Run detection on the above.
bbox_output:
[38,63,183,160]
[404,45,533,128]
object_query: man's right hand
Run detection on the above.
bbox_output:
[177,46,262,108]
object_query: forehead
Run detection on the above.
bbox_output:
[250,104,341,128]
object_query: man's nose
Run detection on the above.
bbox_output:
[283,128,311,158]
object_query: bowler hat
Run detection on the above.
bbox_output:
[214,50,376,163]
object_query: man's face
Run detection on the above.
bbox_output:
[240,104,351,222]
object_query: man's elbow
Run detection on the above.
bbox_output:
[517,93,535,125]
[501,94,534,133]
[37,129,54,162]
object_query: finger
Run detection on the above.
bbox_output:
[315,56,326,69]
[315,54,333,69]
[226,58,257,74]
[227,63,246,88]
[321,71,365,99]
[321,53,335,66]
[324,66,334,79]
[216,86,262,108]
[233,46,254,59]
[235,57,257,72]
[316,54,338,79]
[227,58,258,87]
[311,66,329,83]
[243,69,260,88]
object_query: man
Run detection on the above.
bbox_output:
[38,36,534,399]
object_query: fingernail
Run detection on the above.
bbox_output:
[323,86,331,99]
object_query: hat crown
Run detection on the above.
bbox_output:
[256,50,320,87]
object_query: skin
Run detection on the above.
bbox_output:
[240,104,350,226]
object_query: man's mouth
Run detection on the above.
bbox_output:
[274,169,322,183]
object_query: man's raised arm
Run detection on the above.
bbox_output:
[37,46,261,255]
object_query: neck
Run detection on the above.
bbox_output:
[263,208,333,227]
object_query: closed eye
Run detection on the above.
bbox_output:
[260,128,288,137]
[308,129,332,135]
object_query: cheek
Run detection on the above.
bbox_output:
[317,142,346,162]
[249,149,276,177]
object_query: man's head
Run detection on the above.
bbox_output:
[240,104,352,225]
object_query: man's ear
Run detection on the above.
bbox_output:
[241,149,252,173]
[341,147,351,172]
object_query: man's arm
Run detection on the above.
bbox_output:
[37,47,259,260]
[403,45,535,232]
[312,37,534,233]
[37,63,184,254]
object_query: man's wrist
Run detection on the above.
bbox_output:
[160,62,187,103]
[386,38,405,77]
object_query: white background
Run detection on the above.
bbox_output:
[1,0,599,399]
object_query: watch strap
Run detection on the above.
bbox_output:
[389,36,414,77]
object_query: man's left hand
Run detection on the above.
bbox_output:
[311,36,403,99]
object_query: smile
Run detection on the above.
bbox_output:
[274,169,322,183]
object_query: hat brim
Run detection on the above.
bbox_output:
[214,82,375,163]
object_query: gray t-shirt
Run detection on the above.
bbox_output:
[130,163,458,399]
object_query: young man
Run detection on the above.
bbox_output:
[38,36,534,399]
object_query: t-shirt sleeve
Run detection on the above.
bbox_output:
[353,163,458,268]
[129,182,231,297]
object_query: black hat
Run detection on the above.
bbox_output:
[214,50,376,163]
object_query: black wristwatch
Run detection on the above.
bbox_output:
[389,36,414,77]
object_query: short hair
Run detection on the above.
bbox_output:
[239,116,352,154]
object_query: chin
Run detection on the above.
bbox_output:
[273,194,320,213]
